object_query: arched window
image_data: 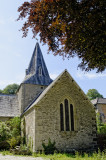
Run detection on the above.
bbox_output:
[60,99,74,131]
[65,99,69,131]
[60,103,64,131]
[70,104,74,131]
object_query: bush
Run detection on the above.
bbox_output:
[0,117,21,150]
[98,124,106,135]
[42,138,57,155]
[96,113,106,151]
[8,136,21,149]
[0,121,11,141]
[0,141,10,150]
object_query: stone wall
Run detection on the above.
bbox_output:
[21,108,36,151]
[0,94,19,118]
[0,117,12,122]
[34,72,97,152]
[18,84,47,114]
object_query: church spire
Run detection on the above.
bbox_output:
[23,43,52,86]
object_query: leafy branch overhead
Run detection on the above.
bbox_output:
[18,0,106,72]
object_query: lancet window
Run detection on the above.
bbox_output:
[60,99,74,131]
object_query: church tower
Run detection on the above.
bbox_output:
[18,43,52,114]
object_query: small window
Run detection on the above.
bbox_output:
[39,67,42,76]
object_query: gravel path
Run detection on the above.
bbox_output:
[0,154,48,160]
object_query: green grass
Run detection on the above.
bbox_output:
[33,150,106,160]
[0,150,13,156]
[0,150,106,160]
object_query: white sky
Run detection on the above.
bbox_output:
[0,0,106,97]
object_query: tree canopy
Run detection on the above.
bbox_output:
[87,89,103,100]
[18,0,106,72]
[0,84,19,95]
[0,89,2,94]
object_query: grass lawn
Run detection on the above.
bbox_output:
[0,150,106,160]
[34,152,106,160]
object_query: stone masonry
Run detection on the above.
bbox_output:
[0,43,97,152]
[21,71,97,152]
[0,94,19,121]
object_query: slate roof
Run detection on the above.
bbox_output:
[91,98,106,105]
[0,94,20,117]
[23,43,52,86]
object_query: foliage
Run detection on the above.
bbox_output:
[87,89,103,100]
[0,150,13,156]
[42,138,57,154]
[96,113,106,151]
[0,117,21,150]
[0,122,11,150]
[0,121,11,141]
[2,84,19,95]
[10,144,32,155]
[7,117,21,136]
[8,136,21,149]
[33,150,106,160]
[96,113,106,134]
[0,89,2,94]
[18,0,106,72]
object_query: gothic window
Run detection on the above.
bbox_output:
[70,104,74,131]
[65,99,69,131]
[39,66,42,76]
[60,103,64,131]
[60,99,74,131]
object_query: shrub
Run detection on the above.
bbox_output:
[42,138,57,155]
[96,113,106,151]
[0,141,10,150]
[0,117,21,150]
[8,136,21,149]
[0,121,11,141]
[7,117,21,135]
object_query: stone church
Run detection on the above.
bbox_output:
[0,43,97,152]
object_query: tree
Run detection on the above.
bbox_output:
[87,89,103,100]
[0,89,2,94]
[17,0,106,72]
[2,84,19,95]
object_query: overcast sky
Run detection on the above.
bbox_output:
[0,0,106,97]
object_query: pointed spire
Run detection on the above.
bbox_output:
[23,43,52,86]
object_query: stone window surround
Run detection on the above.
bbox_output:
[59,96,77,132]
